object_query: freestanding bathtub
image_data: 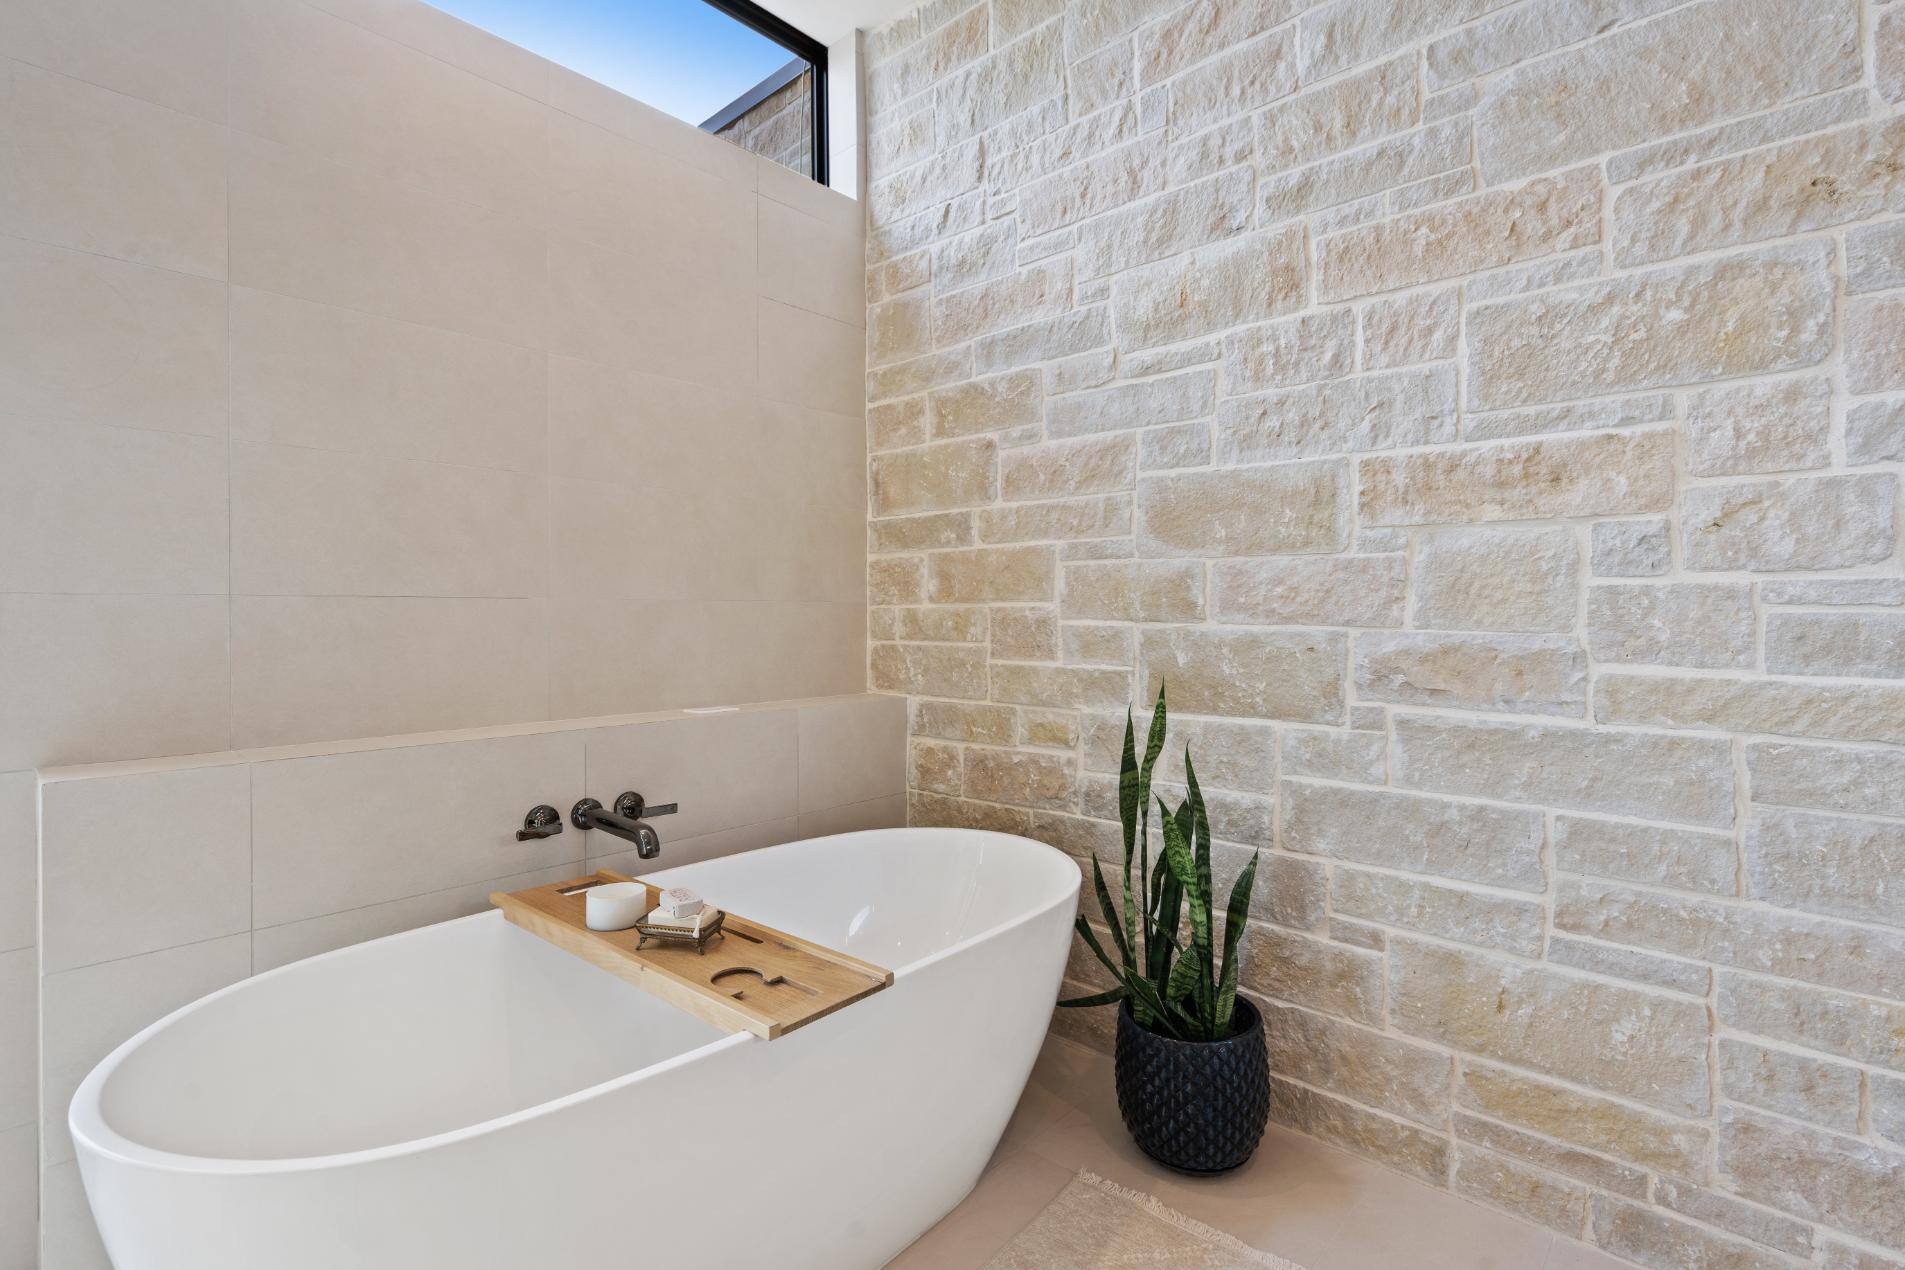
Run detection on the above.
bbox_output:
[70,828,1080,1269]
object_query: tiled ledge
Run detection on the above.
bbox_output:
[38,692,898,783]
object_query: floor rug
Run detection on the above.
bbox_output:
[981,1169,1308,1269]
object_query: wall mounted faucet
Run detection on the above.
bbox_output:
[516,805,565,841]
[571,791,677,860]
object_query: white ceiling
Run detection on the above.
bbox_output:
[757,0,922,49]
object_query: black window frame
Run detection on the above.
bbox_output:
[700,0,829,185]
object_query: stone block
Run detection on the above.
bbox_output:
[1390,939,1711,1114]
[927,545,1056,603]
[1474,0,1859,183]
[1748,742,1905,819]
[1468,244,1834,410]
[1597,673,1905,747]
[1217,366,1457,462]
[928,369,1042,439]
[1112,228,1307,351]
[1720,1106,1905,1252]
[1318,167,1601,301]
[1212,555,1405,628]
[1684,377,1832,478]
[1333,868,1546,955]
[1353,632,1587,717]
[1746,807,1905,929]
[1683,473,1897,573]
[1556,878,1905,1003]
[1138,461,1348,556]
[1719,1037,1862,1134]
[1361,429,1676,525]
[1585,583,1756,669]
[1282,780,1545,891]
[1458,1061,1710,1177]
[1139,627,1346,723]
[1393,714,1736,827]
[1412,526,1578,632]
[1553,814,1736,895]
[1222,310,1356,394]
[871,437,996,514]
[1612,119,1905,267]
[871,642,988,699]
[1060,560,1204,622]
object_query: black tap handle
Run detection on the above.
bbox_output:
[613,792,677,820]
[516,805,564,842]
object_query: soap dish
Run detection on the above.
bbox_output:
[635,908,726,953]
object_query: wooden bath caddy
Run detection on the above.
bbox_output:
[490,870,891,1040]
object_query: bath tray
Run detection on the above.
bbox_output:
[490,870,892,1040]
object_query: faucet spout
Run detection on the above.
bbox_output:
[570,793,673,860]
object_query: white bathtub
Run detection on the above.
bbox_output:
[70,828,1079,1269]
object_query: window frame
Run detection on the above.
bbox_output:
[700,0,829,184]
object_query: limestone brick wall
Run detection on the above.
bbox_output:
[714,65,817,175]
[861,0,1905,1264]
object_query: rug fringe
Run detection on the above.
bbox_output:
[1074,1169,1309,1269]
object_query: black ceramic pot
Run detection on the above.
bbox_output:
[1113,998,1270,1174]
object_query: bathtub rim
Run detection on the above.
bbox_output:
[69,827,1080,1177]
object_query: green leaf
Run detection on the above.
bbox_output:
[1088,856,1130,971]
[1186,753,1216,1027]
[1057,987,1126,1009]
[1165,945,1203,1003]
[1215,850,1259,1034]
[1072,915,1123,983]
[1116,710,1141,981]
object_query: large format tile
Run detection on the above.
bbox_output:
[303,0,549,100]
[543,61,758,187]
[0,1123,37,1270]
[759,297,864,415]
[0,773,35,952]
[798,696,908,812]
[229,131,543,348]
[545,231,755,390]
[231,441,543,598]
[758,194,866,329]
[0,594,230,771]
[229,0,545,221]
[251,862,579,971]
[0,417,227,594]
[0,236,226,436]
[0,948,33,1131]
[37,934,250,1168]
[39,765,250,973]
[40,1157,109,1269]
[588,815,800,875]
[229,287,546,473]
[251,730,585,926]
[545,355,755,476]
[582,708,800,844]
[229,595,547,748]
[0,61,227,278]
[0,0,229,122]
[798,794,907,839]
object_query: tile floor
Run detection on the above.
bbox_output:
[888,1035,1630,1270]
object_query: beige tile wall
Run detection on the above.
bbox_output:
[0,0,871,1263]
[863,0,1905,1266]
[31,694,904,1267]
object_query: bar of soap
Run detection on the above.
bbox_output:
[658,886,704,918]
[646,906,720,933]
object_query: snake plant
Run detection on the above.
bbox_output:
[1059,684,1259,1042]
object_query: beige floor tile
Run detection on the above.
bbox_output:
[895,1036,1568,1270]
[886,1148,1075,1270]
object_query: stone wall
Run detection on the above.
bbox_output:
[714,64,817,175]
[861,0,1905,1265]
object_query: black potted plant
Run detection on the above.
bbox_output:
[1059,685,1270,1174]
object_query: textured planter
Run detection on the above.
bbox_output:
[1113,998,1270,1174]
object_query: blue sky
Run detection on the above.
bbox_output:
[427,0,798,125]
